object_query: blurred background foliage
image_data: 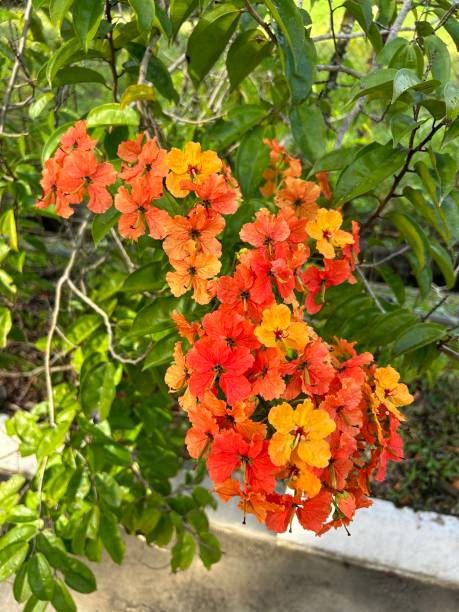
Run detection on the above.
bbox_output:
[0,1,458,609]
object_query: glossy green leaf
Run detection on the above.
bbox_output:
[91,207,120,246]
[290,100,326,162]
[13,563,32,603]
[424,35,451,87]
[129,0,155,35]
[46,38,81,86]
[199,532,221,569]
[122,262,165,293]
[389,211,430,270]
[61,556,97,594]
[334,143,405,204]
[429,241,456,289]
[143,332,176,370]
[95,473,122,508]
[0,524,38,551]
[393,323,446,356]
[120,84,155,109]
[344,0,372,32]
[0,306,12,348]
[28,553,55,601]
[392,68,419,103]
[0,542,29,582]
[49,0,74,27]
[23,595,48,612]
[265,0,315,103]
[170,0,198,39]
[51,579,77,612]
[73,0,104,52]
[100,511,125,564]
[171,531,196,572]
[444,81,459,121]
[187,4,241,86]
[29,92,53,119]
[87,103,139,127]
[80,360,118,421]
[226,29,273,90]
[204,105,267,151]
[236,125,271,198]
[54,66,106,86]
[129,297,180,337]
[147,55,179,102]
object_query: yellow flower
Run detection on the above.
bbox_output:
[166,141,222,197]
[268,400,336,468]
[254,304,312,353]
[306,208,354,259]
[373,366,413,421]
[288,459,322,498]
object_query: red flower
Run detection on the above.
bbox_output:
[301,259,355,315]
[61,150,116,214]
[55,120,96,161]
[35,158,82,218]
[207,430,276,493]
[202,309,259,350]
[181,173,239,215]
[217,264,269,321]
[296,490,333,533]
[185,404,219,459]
[240,208,290,251]
[187,337,254,405]
[283,339,335,399]
[119,137,168,186]
[250,348,286,401]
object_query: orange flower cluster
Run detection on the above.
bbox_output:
[165,141,413,535]
[36,126,413,535]
[36,123,239,305]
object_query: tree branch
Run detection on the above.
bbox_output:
[243,1,277,44]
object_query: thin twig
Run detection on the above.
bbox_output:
[0,365,73,379]
[105,0,119,101]
[168,53,186,73]
[317,64,363,78]
[422,295,448,321]
[356,266,386,313]
[438,344,459,362]
[162,111,225,125]
[243,1,277,44]
[0,0,33,134]
[44,219,88,427]
[386,0,412,43]
[66,279,149,365]
[111,229,135,272]
[359,245,410,268]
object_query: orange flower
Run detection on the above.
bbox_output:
[254,304,312,353]
[181,173,239,215]
[35,158,82,218]
[163,205,225,259]
[275,177,320,220]
[306,209,354,259]
[268,400,335,468]
[165,342,189,392]
[114,176,168,240]
[171,310,203,343]
[166,142,222,197]
[373,366,413,421]
[61,150,116,214]
[288,460,322,498]
[119,137,168,186]
[55,120,96,161]
[166,244,221,304]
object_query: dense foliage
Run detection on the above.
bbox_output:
[0,1,458,610]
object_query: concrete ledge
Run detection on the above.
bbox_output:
[209,496,459,588]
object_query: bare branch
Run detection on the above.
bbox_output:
[317,64,363,78]
[356,266,386,313]
[44,219,88,427]
[386,0,412,43]
[66,279,149,365]
[359,245,410,268]
[111,229,135,273]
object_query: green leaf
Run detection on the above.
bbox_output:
[80,361,118,421]
[51,579,77,612]
[199,532,221,569]
[46,38,81,86]
[393,323,446,356]
[73,0,104,52]
[389,211,429,271]
[100,511,125,564]
[204,105,267,151]
[350,68,397,102]
[0,523,38,551]
[344,0,372,32]
[49,0,74,27]
[129,0,155,35]
[429,241,456,289]
[236,125,271,198]
[23,595,48,612]
[129,296,181,337]
[95,473,122,508]
[41,122,74,163]
[29,92,53,120]
[13,563,32,603]
[424,35,451,88]
[290,100,326,162]
[226,29,273,90]
[264,0,315,103]
[444,81,459,121]
[28,553,55,601]
[334,143,405,204]
[187,4,241,86]
[311,147,358,174]
[0,306,12,348]
[391,68,419,104]
[122,262,165,292]
[171,532,196,572]
[91,207,120,246]
[147,55,179,102]
[170,0,198,39]
[143,332,176,370]
[0,209,18,251]
[0,541,29,582]
[390,114,421,146]
[120,84,155,109]
[87,103,139,127]
[61,556,97,594]
[54,66,106,86]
